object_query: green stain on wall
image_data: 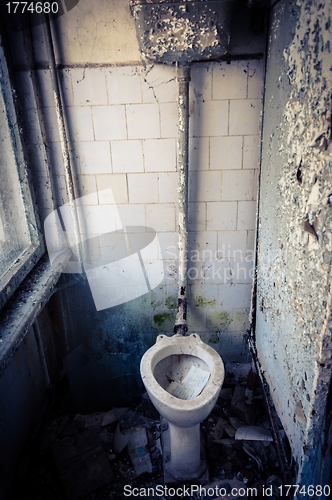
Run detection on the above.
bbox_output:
[208,332,220,344]
[195,295,217,308]
[153,312,176,330]
[235,310,247,322]
[150,291,162,310]
[165,295,177,310]
[207,311,232,332]
[233,309,250,331]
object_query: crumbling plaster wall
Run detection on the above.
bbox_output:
[256,0,332,485]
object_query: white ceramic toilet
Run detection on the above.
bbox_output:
[140,333,225,481]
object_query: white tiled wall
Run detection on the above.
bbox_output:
[18,58,263,359]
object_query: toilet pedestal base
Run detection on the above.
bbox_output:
[160,418,209,484]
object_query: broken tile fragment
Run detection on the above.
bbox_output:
[229,417,243,430]
[102,409,118,427]
[212,417,228,439]
[224,425,236,438]
[114,423,129,454]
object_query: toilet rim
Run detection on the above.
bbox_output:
[140,334,225,411]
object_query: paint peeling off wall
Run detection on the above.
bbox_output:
[130,0,235,64]
[256,0,332,485]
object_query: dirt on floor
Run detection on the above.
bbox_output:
[10,374,291,500]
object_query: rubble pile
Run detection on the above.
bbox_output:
[11,376,288,500]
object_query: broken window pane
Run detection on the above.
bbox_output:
[0,88,31,279]
[0,41,44,309]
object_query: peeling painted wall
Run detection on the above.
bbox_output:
[256,0,332,485]
[130,0,234,64]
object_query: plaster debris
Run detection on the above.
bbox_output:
[303,219,318,240]
[294,401,307,425]
[11,377,288,499]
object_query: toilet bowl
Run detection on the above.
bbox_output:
[140,333,225,481]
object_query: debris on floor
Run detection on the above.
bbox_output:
[11,374,291,500]
[51,430,114,500]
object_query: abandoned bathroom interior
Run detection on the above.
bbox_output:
[0,0,331,497]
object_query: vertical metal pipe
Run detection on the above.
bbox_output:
[42,15,83,271]
[174,63,191,336]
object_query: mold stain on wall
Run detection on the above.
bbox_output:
[206,310,232,331]
[194,295,217,308]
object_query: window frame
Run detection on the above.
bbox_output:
[0,37,44,310]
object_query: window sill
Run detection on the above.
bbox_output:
[0,249,71,374]
[0,243,45,310]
